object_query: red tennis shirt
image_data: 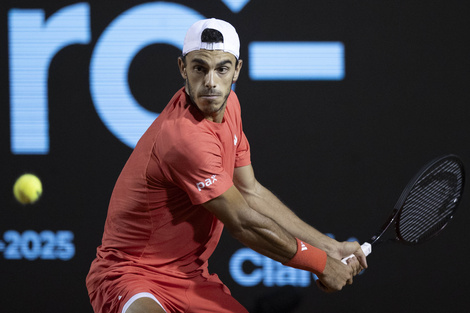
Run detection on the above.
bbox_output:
[86,87,251,295]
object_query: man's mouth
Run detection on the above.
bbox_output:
[200,93,221,99]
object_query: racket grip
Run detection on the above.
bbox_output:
[341,242,372,265]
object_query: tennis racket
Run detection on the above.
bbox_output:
[342,154,465,264]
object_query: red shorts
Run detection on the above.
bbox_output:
[89,270,248,313]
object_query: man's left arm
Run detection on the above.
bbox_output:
[233,164,367,265]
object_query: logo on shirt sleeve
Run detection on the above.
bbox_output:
[196,175,218,191]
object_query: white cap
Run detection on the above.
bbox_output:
[182,18,240,59]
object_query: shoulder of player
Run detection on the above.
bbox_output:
[159,133,219,172]
[156,118,219,162]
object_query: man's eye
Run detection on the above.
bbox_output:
[218,67,229,74]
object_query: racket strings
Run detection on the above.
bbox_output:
[398,159,463,244]
[400,189,458,242]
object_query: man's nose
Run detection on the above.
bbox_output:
[205,71,216,88]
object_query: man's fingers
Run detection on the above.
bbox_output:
[357,252,368,269]
[346,256,358,273]
[346,256,365,277]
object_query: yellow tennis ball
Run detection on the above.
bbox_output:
[13,174,43,204]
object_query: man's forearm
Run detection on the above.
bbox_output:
[241,182,339,255]
[203,185,298,263]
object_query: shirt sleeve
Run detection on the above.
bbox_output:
[161,131,234,205]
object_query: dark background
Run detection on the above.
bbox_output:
[1,1,469,312]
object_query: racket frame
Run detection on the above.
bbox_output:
[341,154,464,264]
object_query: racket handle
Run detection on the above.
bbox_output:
[341,242,372,265]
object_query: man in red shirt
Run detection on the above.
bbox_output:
[86,18,367,313]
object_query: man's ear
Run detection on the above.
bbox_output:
[178,57,187,79]
[232,59,243,82]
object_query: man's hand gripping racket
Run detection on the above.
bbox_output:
[342,154,465,264]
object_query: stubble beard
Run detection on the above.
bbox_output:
[186,79,232,117]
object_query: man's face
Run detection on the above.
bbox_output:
[178,49,243,123]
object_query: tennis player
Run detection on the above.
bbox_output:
[86,18,368,313]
